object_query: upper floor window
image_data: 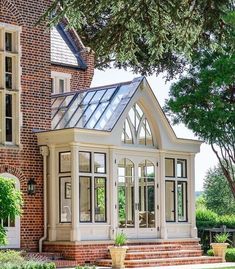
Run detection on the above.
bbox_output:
[121,103,154,146]
[51,71,71,94]
[0,23,21,145]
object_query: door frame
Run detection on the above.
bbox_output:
[0,173,20,249]
[114,151,160,239]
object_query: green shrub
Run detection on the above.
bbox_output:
[207,248,235,262]
[0,251,24,264]
[226,248,235,262]
[218,215,235,228]
[114,233,127,246]
[196,208,218,229]
[214,232,230,243]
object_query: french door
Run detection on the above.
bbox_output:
[117,157,159,238]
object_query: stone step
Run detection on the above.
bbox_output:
[125,250,203,260]
[97,256,223,268]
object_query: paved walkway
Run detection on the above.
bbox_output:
[95,263,235,269]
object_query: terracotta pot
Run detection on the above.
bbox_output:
[211,243,229,262]
[109,246,128,269]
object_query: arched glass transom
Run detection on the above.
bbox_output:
[122,103,154,146]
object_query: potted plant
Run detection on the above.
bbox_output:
[211,233,230,262]
[109,233,128,269]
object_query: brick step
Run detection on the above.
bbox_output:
[125,244,182,252]
[124,250,203,260]
[54,259,78,268]
[97,256,223,268]
[180,244,202,250]
[27,252,63,261]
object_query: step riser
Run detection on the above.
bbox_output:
[125,252,203,260]
[98,258,222,268]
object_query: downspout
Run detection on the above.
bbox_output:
[39,146,49,253]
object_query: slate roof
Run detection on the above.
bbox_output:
[51,77,143,131]
[51,23,87,69]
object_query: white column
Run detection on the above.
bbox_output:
[70,143,80,241]
[48,145,57,241]
[159,151,167,239]
[190,154,197,238]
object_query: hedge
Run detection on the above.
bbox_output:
[207,248,235,262]
[0,262,56,269]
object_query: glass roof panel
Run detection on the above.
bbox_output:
[51,78,141,131]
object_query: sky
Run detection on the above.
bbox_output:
[91,68,218,191]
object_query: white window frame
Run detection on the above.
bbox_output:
[0,23,21,146]
[51,71,71,94]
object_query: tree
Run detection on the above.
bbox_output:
[44,0,234,77]
[0,177,23,246]
[165,40,235,197]
[203,164,235,215]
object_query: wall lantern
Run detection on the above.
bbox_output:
[27,178,36,195]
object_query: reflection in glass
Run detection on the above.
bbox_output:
[177,159,187,178]
[94,153,106,173]
[177,181,187,221]
[118,158,134,228]
[79,176,91,222]
[60,177,72,223]
[138,160,155,228]
[94,177,106,222]
[165,181,175,222]
[165,158,175,177]
[79,151,91,172]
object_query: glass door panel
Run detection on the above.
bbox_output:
[118,158,135,228]
[138,160,155,228]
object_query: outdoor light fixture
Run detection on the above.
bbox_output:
[27,178,36,195]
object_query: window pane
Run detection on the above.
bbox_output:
[94,177,106,222]
[79,176,91,222]
[9,217,15,227]
[5,94,12,117]
[3,218,8,227]
[5,32,12,51]
[165,181,175,222]
[101,87,116,102]
[90,89,106,103]
[6,118,12,142]
[51,78,54,93]
[59,152,71,173]
[59,79,65,93]
[94,153,106,173]
[79,151,91,172]
[177,181,187,222]
[60,178,72,223]
[177,159,187,178]
[165,158,175,177]
[5,57,12,72]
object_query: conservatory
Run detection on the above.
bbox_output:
[36,77,202,242]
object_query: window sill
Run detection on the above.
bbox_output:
[0,143,22,150]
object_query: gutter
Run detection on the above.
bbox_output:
[39,146,49,252]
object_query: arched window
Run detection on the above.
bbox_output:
[121,103,154,146]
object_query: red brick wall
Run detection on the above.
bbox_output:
[0,0,51,251]
[51,48,94,91]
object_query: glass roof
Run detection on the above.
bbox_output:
[51,79,142,131]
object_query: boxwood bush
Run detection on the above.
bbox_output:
[207,248,235,262]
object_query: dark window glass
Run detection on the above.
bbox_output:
[79,151,91,173]
[5,57,12,89]
[51,78,54,93]
[94,153,106,173]
[59,79,65,93]
[94,177,106,222]
[6,118,12,142]
[79,176,91,222]
[177,159,187,178]
[177,181,188,222]
[5,57,12,72]
[5,94,12,117]
[165,158,175,177]
[165,181,175,222]
[5,32,12,51]
[59,177,72,223]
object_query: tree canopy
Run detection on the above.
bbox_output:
[0,177,22,246]
[165,44,235,197]
[45,0,234,77]
[203,164,235,215]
